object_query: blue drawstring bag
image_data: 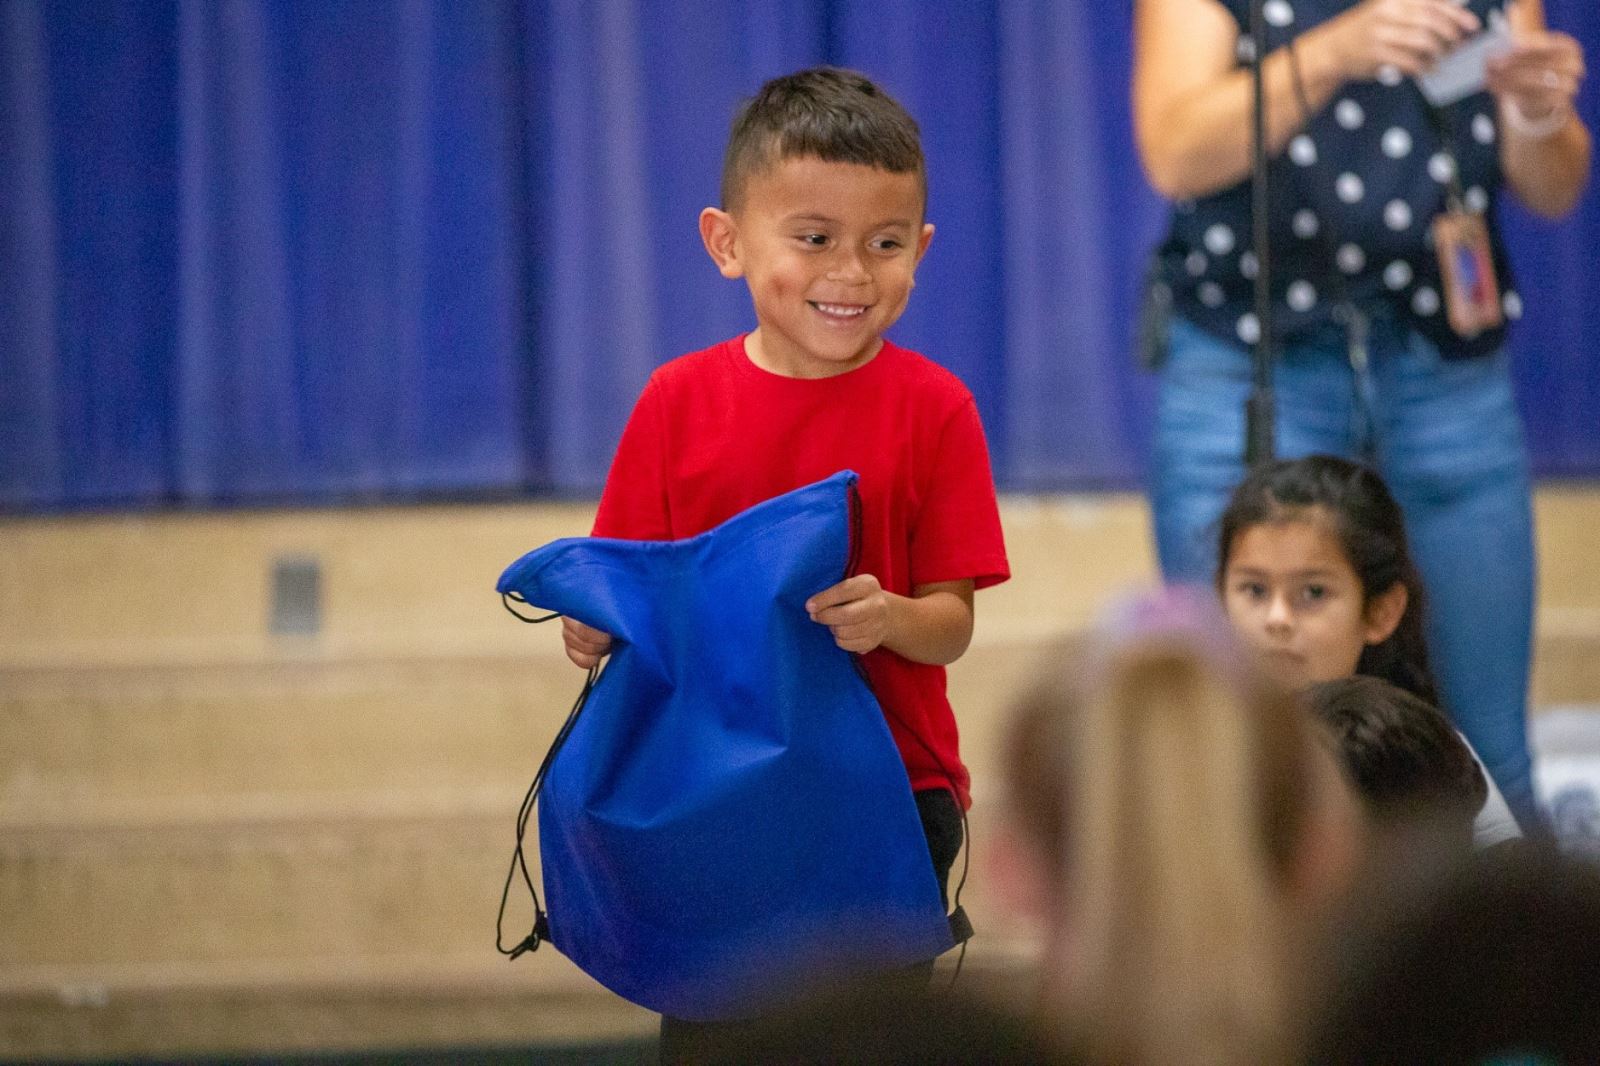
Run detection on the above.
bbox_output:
[495,471,955,1021]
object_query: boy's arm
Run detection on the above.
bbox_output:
[806,390,1006,666]
[805,576,975,666]
[1134,0,1479,199]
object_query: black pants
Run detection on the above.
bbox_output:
[916,786,964,910]
[658,788,964,1065]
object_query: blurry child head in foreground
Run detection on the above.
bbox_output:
[1309,841,1600,1065]
[997,589,1360,1066]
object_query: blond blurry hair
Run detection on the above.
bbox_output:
[1002,591,1356,1066]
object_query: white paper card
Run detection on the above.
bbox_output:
[1415,11,1512,106]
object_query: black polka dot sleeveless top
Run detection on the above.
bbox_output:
[1158,0,1518,359]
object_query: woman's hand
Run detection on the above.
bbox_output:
[1134,0,1477,199]
[1487,29,1585,128]
[1495,0,1590,218]
[1322,0,1481,81]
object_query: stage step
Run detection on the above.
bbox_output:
[0,963,658,1062]
[3,488,1598,1061]
[2,798,535,971]
[0,655,583,816]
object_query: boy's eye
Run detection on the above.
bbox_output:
[1233,581,1267,600]
[1302,584,1328,602]
[871,237,903,252]
[798,233,829,247]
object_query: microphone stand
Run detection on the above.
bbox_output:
[1244,0,1276,467]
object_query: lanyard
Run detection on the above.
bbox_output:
[1417,92,1473,214]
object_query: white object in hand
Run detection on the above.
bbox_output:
[1415,10,1513,106]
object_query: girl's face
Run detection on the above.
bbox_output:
[1221,516,1406,690]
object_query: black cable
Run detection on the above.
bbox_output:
[1246,0,1277,468]
[495,603,601,959]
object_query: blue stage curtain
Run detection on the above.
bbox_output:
[170,0,528,502]
[2,0,1597,511]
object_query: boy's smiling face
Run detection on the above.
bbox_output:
[700,155,933,379]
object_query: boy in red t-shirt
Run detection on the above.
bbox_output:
[564,67,1009,1043]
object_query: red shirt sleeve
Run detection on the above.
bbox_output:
[592,378,673,540]
[909,397,1010,590]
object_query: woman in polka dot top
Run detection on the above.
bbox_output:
[1133,0,1589,830]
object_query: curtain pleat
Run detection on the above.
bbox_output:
[1,0,1596,511]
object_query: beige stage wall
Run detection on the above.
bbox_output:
[3,488,1599,1059]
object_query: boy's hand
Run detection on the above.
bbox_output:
[806,574,893,654]
[562,616,613,669]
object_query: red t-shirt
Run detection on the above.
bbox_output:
[592,335,1010,809]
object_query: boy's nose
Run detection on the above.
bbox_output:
[826,251,870,284]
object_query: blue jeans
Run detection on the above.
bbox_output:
[1152,314,1538,828]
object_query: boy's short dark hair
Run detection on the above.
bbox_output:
[1305,676,1488,830]
[721,66,926,212]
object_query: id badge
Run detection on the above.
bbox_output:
[1432,209,1503,338]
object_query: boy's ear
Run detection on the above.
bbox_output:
[915,222,934,264]
[1363,581,1409,647]
[699,207,744,279]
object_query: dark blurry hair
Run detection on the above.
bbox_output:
[702,980,1067,1065]
[1308,841,1600,1064]
[1305,676,1487,837]
[720,66,926,212]
[1216,455,1436,704]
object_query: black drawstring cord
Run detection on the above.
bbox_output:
[496,602,602,959]
[845,483,974,988]
[502,590,561,624]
